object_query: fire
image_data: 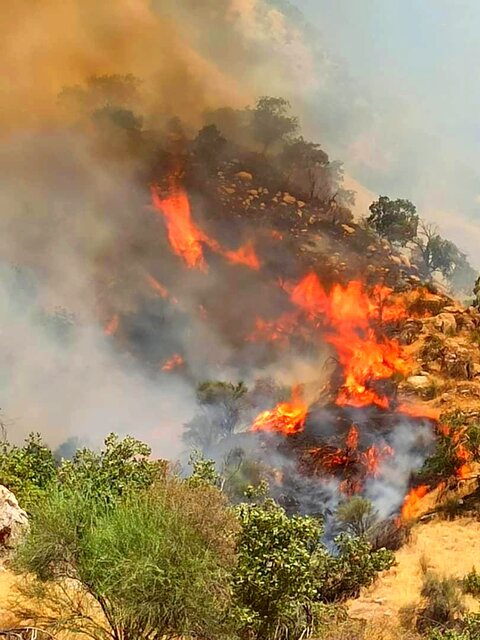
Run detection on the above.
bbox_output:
[151,183,260,271]
[223,240,261,270]
[161,354,185,372]
[251,386,307,435]
[363,444,394,477]
[151,185,212,271]
[401,485,429,520]
[288,272,412,409]
[345,424,359,450]
[104,314,119,336]
[145,273,169,299]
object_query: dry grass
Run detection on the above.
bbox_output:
[348,517,480,626]
[0,568,21,627]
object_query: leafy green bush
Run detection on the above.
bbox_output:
[427,614,480,639]
[314,534,395,602]
[58,433,163,504]
[462,567,480,598]
[233,497,321,640]
[14,477,237,640]
[0,432,56,510]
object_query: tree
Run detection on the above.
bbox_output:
[193,124,227,170]
[280,137,329,199]
[183,381,248,452]
[14,478,238,640]
[367,196,419,246]
[252,97,298,154]
[413,222,469,281]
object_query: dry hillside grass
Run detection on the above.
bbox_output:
[349,517,480,626]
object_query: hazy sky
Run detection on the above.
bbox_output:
[294,0,480,267]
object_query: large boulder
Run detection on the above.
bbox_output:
[0,485,28,556]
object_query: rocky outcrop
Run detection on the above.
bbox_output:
[0,485,28,557]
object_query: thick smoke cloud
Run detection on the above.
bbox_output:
[0,0,315,451]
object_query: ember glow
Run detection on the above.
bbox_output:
[104,314,119,336]
[223,240,261,270]
[161,354,185,372]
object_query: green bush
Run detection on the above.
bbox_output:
[314,534,395,602]
[417,572,466,632]
[14,478,237,640]
[0,432,56,510]
[462,567,480,598]
[58,433,163,503]
[233,497,321,640]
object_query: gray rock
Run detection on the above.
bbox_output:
[0,485,28,556]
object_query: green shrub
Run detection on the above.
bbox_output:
[233,497,321,640]
[0,432,56,510]
[417,572,466,632]
[13,478,237,640]
[335,496,378,538]
[314,534,395,602]
[462,567,480,598]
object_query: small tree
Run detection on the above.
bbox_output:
[183,381,248,452]
[335,496,378,538]
[193,124,227,170]
[252,97,298,154]
[280,137,329,199]
[367,196,419,246]
[413,222,470,281]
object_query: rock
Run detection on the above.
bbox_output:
[297,200,306,208]
[400,254,411,268]
[389,255,402,266]
[247,189,258,196]
[341,224,355,234]
[234,171,253,182]
[406,375,432,390]
[443,346,474,379]
[434,313,457,335]
[221,186,236,195]
[0,485,28,556]
[283,193,297,205]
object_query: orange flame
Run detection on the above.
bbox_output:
[345,425,359,450]
[145,274,169,298]
[289,272,412,409]
[151,184,260,271]
[151,185,213,271]
[104,314,119,336]
[401,485,429,520]
[161,354,185,372]
[251,386,307,436]
[223,240,261,270]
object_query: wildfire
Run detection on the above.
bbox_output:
[151,185,212,271]
[288,272,412,409]
[151,183,260,271]
[161,354,185,372]
[223,240,261,270]
[104,314,119,336]
[251,386,307,436]
[401,485,429,520]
